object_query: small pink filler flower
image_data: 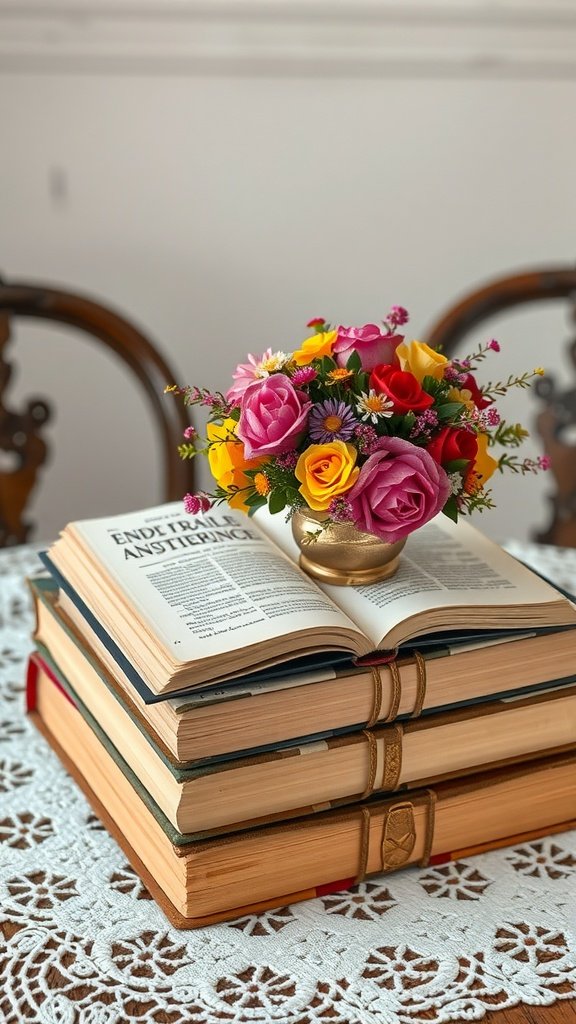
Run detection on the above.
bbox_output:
[184,492,212,514]
[386,305,409,327]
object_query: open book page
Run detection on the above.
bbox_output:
[255,509,576,650]
[64,503,363,664]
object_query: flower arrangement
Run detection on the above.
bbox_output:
[167,308,547,544]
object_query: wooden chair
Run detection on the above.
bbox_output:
[0,278,195,547]
[424,265,576,547]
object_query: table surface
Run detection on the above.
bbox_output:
[1,541,575,1024]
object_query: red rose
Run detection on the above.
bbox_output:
[459,372,492,410]
[426,426,478,468]
[369,363,435,415]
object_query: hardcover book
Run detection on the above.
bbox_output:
[30,643,576,836]
[42,501,576,697]
[28,652,576,929]
[30,574,576,763]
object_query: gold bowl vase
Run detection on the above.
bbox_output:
[291,508,406,586]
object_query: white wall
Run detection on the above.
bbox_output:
[1,0,575,543]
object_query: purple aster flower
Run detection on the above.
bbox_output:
[488,338,500,352]
[308,399,357,443]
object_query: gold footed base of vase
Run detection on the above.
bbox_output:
[291,508,407,587]
[298,550,403,586]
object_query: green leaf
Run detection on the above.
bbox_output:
[268,489,287,515]
[441,495,459,523]
[444,458,470,473]
[284,486,301,503]
[346,350,362,373]
[246,497,268,515]
[436,402,466,421]
[244,492,265,507]
[177,443,198,460]
[320,355,337,374]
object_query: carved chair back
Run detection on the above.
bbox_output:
[0,279,194,547]
[424,266,576,547]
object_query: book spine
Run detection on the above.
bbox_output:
[27,651,76,713]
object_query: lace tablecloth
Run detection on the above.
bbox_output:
[1,542,576,1024]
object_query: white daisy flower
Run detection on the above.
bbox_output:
[258,351,289,374]
[356,390,394,424]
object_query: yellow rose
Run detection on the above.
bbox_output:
[465,433,498,493]
[292,330,337,366]
[295,441,359,511]
[207,418,263,511]
[396,340,448,384]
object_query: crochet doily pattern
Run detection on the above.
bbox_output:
[1,543,575,1024]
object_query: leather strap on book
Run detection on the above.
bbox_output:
[384,659,402,721]
[366,652,426,726]
[360,730,378,800]
[410,651,427,718]
[355,789,436,884]
[365,666,383,728]
[381,800,417,871]
[382,724,403,791]
[360,724,404,799]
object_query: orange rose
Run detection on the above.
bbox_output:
[295,441,359,511]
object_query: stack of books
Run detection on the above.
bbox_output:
[28,502,576,927]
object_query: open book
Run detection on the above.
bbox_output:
[42,501,576,697]
[30,573,576,762]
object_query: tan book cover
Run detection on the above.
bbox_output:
[28,653,576,928]
[31,637,576,836]
[31,574,576,764]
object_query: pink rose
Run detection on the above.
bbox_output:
[333,324,403,371]
[236,374,312,459]
[347,436,451,543]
